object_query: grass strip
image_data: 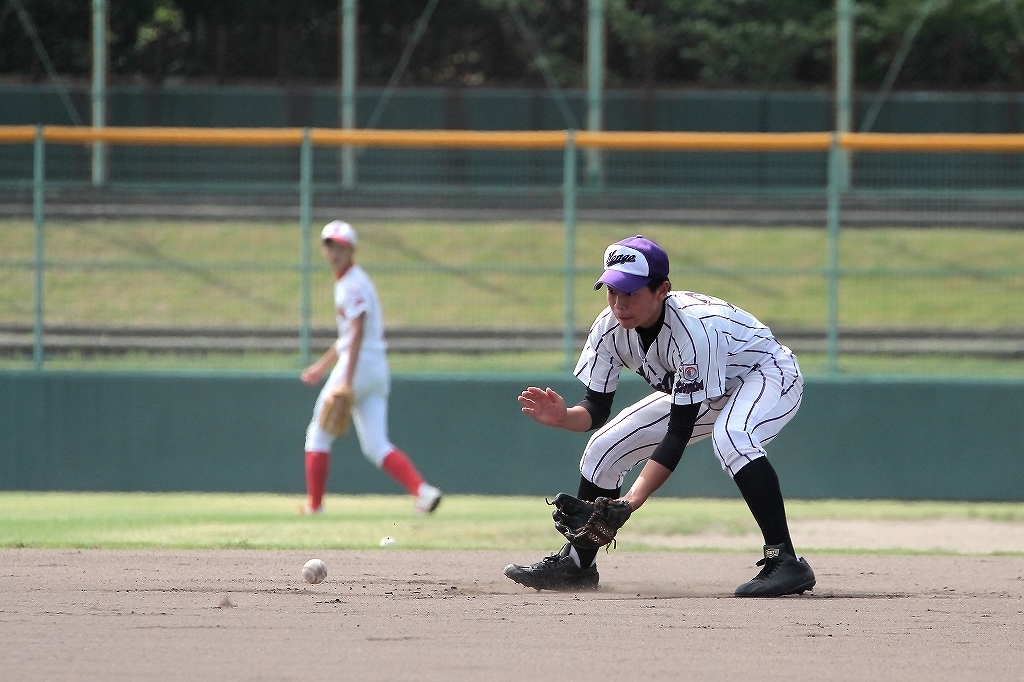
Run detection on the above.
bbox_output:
[2,492,1023,551]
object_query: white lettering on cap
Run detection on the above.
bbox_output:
[603,245,650,276]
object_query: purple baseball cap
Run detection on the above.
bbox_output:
[594,235,670,294]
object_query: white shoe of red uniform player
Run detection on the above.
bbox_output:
[414,483,443,515]
[299,503,323,515]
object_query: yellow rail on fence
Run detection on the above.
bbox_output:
[573,131,833,151]
[4,125,1024,153]
[840,132,1024,153]
[311,129,567,149]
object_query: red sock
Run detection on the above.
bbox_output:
[380,448,424,495]
[305,450,331,510]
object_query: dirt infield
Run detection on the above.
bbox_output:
[2,543,1023,682]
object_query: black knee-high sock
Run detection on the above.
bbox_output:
[572,476,620,568]
[577,476,619,503]
[732,457,796,557]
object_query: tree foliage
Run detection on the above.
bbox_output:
[1,0,1023,89]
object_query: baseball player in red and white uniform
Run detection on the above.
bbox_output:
[299,220,442,515]
[505,235,814,596]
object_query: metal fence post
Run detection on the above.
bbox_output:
[835,0,852,192]
[825,133,842,374]
[339,0,356,188]
[91,0,107,187]
[299,128,313,367]
[586,0,604,188]
[32,124,45,370]
[563,130,578,369]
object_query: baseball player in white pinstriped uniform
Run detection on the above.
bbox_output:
[505,235,815,596]
[300,221,442,515]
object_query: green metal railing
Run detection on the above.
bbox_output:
[4,125,1024,375]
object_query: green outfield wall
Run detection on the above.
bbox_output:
[2,372,1022,501]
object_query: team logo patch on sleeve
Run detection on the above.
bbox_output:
[674,365,704,395]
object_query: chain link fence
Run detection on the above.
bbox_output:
[1,126,1022,376]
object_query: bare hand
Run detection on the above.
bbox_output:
[300,364,324,385]
[518,386,567,427]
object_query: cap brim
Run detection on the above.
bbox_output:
[323,237,354,246]
[594,270,649,294]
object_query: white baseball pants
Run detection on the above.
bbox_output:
[305,351,395,466]
[580,352,803,490]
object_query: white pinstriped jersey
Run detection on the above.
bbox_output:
[332,264,387,357]
[574,291,788,405]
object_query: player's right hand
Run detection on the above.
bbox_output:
[518,386,567,427]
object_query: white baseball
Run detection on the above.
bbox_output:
[302,558,327,584]
[379,536,397,547]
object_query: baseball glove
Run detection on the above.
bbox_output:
[549,493,633,549]
[318,386,354,436]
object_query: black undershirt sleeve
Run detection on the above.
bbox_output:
[649,402,701,471]
[576,387,615,431]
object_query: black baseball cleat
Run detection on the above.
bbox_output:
[734,543,816,597]
[503,543,599,591]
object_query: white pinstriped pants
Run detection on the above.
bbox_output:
[580,352,803,490]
